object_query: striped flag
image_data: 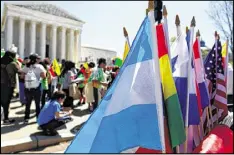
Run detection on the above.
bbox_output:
[204,40,228,125]
[156,23,186,148]
[65,14,165,153]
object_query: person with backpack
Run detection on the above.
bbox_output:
[20,54,46,124]
[1,45,20,124]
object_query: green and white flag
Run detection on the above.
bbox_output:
[1,49,5,58]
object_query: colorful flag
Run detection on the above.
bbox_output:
[1,49,5,58]
[171,27,200,153]
[52,59,61,76]
[65,15,165,153]
[122,27,130,62]
[156,23,186,148]
[221,42,228,84]
[193,38,210,110]
[204,40,228,124]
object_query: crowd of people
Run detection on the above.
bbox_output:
[1,45,120,136]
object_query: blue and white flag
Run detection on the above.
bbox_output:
[65,14,165,153]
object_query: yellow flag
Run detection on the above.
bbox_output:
[52,59,61,76]
[83,62,89,69]
[123,41,130,62]
[221,42,227,58]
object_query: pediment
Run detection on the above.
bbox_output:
[12,3,84,23]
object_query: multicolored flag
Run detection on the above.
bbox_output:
[204,39,228,125]
[221,42,228,84]
[156,23,186,148]
[65,14,165,153]
[52,59,61,76]
[122,27,130,62]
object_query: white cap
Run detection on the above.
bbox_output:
[8,44,18,53]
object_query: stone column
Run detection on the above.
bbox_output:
[77,30,82,65]
[51,25,57,60]
[18,18,25,58]
[60,27,66,61]
[68,29,74,61]
[6,16,13,50]
[40,23,46,59]
[30,21,36,54]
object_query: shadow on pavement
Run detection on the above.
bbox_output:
[15,109,35,115]
[72,108,90,117]
[70,122,85,134]
[1,115,37,134]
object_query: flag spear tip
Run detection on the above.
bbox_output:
[175,15,180,26]
[123,27,128,37]
[191,16,196,27]
[148,0,154,10]
[196,30,200,37]
[163,5,168,16]
[215,31,218,37]
[186,26,189,33]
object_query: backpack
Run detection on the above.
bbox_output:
[25,67,40,89]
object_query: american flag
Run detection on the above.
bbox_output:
[204,40,228,130]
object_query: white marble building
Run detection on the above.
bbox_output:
[1,2,85,63]
[80,46,117,66]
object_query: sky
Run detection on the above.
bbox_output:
[1,1,220,57]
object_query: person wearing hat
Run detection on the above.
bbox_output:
[1,44,20,124]
[20,54,46,124]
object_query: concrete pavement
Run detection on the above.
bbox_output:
[1,100,91,153]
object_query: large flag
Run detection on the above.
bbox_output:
[204,40,228,124]
[156,23,186,148]
[65,15,165,153]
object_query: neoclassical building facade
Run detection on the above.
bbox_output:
[1,3,85,63]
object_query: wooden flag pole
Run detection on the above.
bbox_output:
[148,1,166,154]
[174,14,180,153]
[163,5,172,68]
[184,16,196,153]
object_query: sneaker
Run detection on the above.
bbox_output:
[3,119,15,124]
[82,101,86,105]
[24,119,29,124]
[49,130,58,136]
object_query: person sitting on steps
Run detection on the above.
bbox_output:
[37,91,73,136]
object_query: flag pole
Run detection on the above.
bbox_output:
[175,15,180,37]
[163,5,172,68]
[214,31,220,125]
[174,15,181,153]
[184,16,196,153]
[196,30,205,139]
[148,1,166,153]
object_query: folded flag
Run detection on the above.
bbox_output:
[156,23,186,148]
[65,15,165,153]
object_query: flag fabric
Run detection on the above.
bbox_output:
[156,23,186,148]
[123,37,130,62]
[204,40,228,124]
[171,27,200,153]
[221,42,228,84]
[65,16,165,153]
[193,38,210,110]
[52,59,61,76]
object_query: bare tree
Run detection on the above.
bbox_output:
[207,1,233,54]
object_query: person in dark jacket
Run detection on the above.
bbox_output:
[1,46,20,124]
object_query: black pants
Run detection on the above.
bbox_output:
[62,89,74,108]
[93,87,99,110]
[24,86,41,120]
[1,84,14,120]
[41,85,52,109]
[40,119,65,132]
